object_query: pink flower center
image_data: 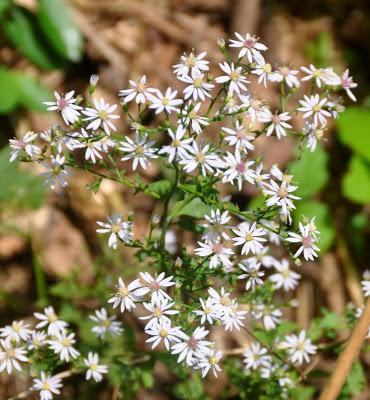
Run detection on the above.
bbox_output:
[236,162,246,173]
[244,39,255,48]
[302,236,312,248]
[58,98,67,110]
[150,281,161,290]
[188,336,198,349]
[212,243,223,254]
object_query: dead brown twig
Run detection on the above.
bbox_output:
[319,297,370,400]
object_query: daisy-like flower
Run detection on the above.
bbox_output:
[77,129,103,163]
[195,241,234,270]
[222,121,255,153]
[158,126,193,163]
[108,277,143,313]
[241,95,269,122]
[34,306,68,336]
[269,259,301,291]
[260,111,292,139]
[179,70,214,102]
[179,142,222,176]
[232,222,267,255]
[222,151,255,190]
[148,87,183,114]
[144,319,182,350]
[96,214,133,249]
[215,62,249,94]
[298,94,331,127]
[44,91,82,125]
[252,53,273,87]
[84,352,108,382]
[221,302,247,331]
[119,75,156,104]
[32,372,62,400]
[9,131,40,162]
[254,163,270,187]
[243,342,271,370]
[0,320,32,343]
[341,69,357,102]
[245,247,277,269]
[270,66,300,88]
[0,339,28,373]
[138,272,176,303]
[286,222,320,261]
[279,330,317,365]
[140,298,179,329]
[173,51,209,77]
[82,98,120,134]
[252,304,282,331]
[195,349,223,377]
[89,308,123,339]
[40,154,69,190]
[361,270,370,297]
[28,330,47,351]
[178,102,209,134]
[300,65,328,88]
[194,297,222,325]
[238,262,265,290]
[201,209,231,243]
[303,123,326,152]
[48,331,80,362]
[119,132,158,170]
[171,327,211,366]
[229,32,267,63]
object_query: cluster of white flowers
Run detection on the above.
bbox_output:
[6,32,358,396]
[0,305,108,400]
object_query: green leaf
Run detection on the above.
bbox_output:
[0,147,45,209]
[337,107,370,162]
[147,179,171,199]
[173,197,213,219]
[289,145,329,197]
[0,0,12,19]
[293,200,334,252]
[0,68,18,113]
[3,7,64,69]
[14,72,52,110]
[37,0,83,62]
[342,155,370,204]
[345,361,365,395]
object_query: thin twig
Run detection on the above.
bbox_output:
[319,297,370,400]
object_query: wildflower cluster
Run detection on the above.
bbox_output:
[5,33,359,398]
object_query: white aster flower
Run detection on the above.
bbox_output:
[119,132,158,170]
[108,277,143,313]
[341,69,357,102]
[140,298,179,329]
[252,304,282,331]
[158,126,193,163]
[232,222,266,255]
[229,32,267,63]
[194,298,222,325]
[28,330,47,351]
[173,51,209,77]
[286,222,320,261]
[195,241,234,270]
[221,302,247,331]
[40,154,69,190]
[32,371,62,400]
[179,142,222,176]
[245,247,277,268]
[270,259,300,291]
[252,53,273,87]
[201,209,231,243]
[179,70,214,102]
[148,87,183,114]
[119,75,156,104]
[138,272,176,303]
[239,262,265,290]
[171,327,211,366]
[44,91,82,125]
[48,331,80,362]
[243,342,271,370]
[82,98,120,134]
[270,66,300,88]
[89,308,123,339]
[178,102,209,134]
[222,151,255,190]
[77,129,104,163]
[0,339,28,373]
[279,330,317,365]
[260,111,292,139]
[222,122,255,153]
[9,131,40,162]
[0,320,32,343]
[96,213,133,249]
[84,352,108,382]
[145,319,182,350]
[215,62,249,94]
[298,94,331,127]
[195,349,223,377]
[300,65,329,88]
[34,306,68,336]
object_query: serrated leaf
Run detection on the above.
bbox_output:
[342,155,370,204]
[293,200,334,252]
[289,145,329,197]
[337,107,370,162]
[0,68,18,113]
[37,0,83,62]
[3,7,64,69]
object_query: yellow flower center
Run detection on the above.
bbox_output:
[245,233,254,242]
[193,77,203,88]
